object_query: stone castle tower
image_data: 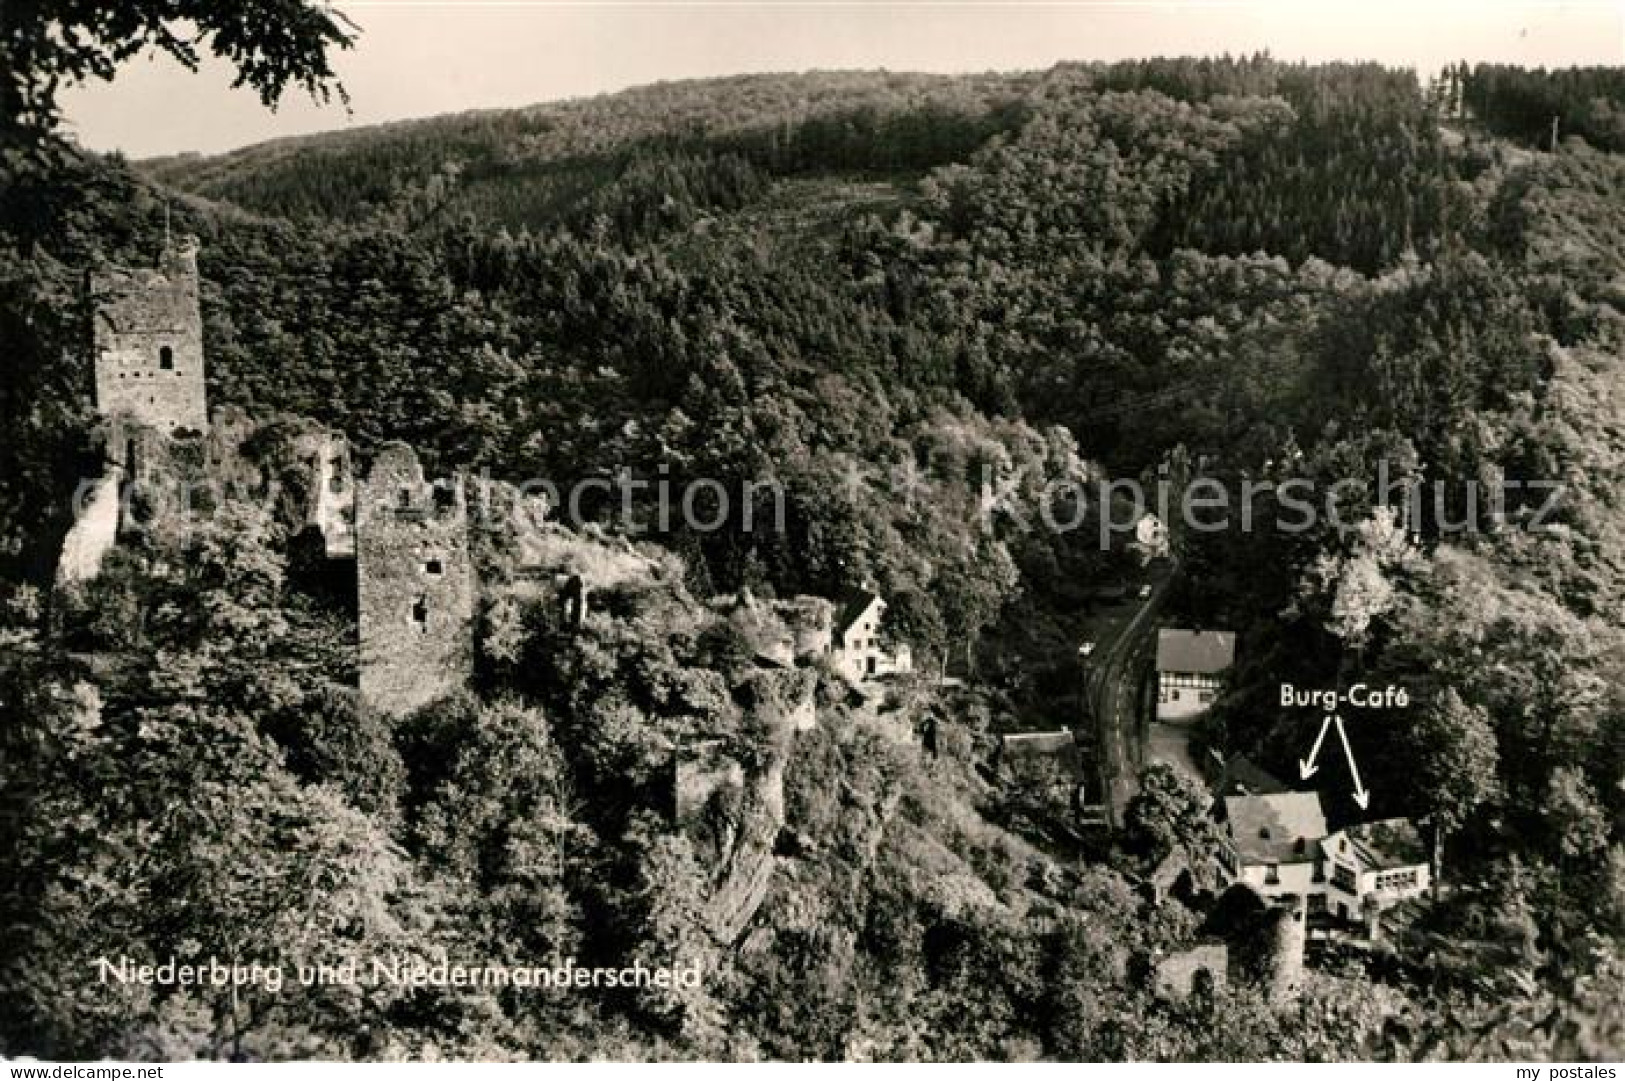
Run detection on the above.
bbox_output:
[1260,898,1308,1004]
[59,239,208,587]
[356,442,475,718]
[90,237,208,435]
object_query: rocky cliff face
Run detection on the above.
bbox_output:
[697,667,818,943]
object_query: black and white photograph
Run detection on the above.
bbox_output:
[1,0,1623,1066]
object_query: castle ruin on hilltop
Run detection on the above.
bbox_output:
[49,238,936,949]
[56,235,903,743]
[57,238,476,718]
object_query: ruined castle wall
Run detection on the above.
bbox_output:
[356,443,474,718]
[1154,943,1229,1001]
[774,596,834,660]
[55,471,123,586]
[294,430,356,558]
[91,240,207,435]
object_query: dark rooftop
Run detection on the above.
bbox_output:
[1156,628,1236,675]
[1213,754,1289,798]
[1223,792,1328,864]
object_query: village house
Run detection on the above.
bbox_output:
[1215,790,1329,901]
[1155,628,1236,721]
[1316,819,1432,922]
[1215,780,1432,932]
[831,588,912,682]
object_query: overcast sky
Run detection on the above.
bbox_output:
[61,0,1625,159]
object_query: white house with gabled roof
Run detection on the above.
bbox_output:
[831,588,912,682]
[1156,628,1236,721]
[1316,819,1431,921]
[1215,791,1328,900]
[1214,778,1432,931]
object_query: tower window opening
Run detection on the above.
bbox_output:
[159,346,174,370]
[412,596,429,629]
[425,559,444,576]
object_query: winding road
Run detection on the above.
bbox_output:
[1083,557,1179,829]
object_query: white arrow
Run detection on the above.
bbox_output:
[1299,714,1335,780]
[1334,714,1371,810]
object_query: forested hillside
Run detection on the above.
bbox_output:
[1454,63,1625,152]
[2,57,1624,1060]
